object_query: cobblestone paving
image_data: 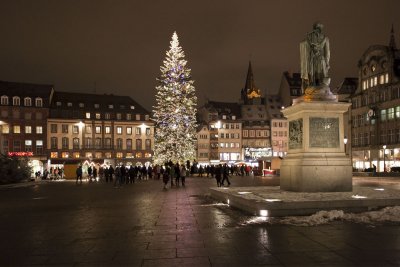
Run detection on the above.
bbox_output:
[1,176,400,266]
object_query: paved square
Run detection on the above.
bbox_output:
[1,176,400,266]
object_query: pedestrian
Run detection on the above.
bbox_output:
[93,166,98,181]
[76,165,83,184]
[88,166,93,182]
[175,163,180,186]
[114,165,121,188]
[109,165,114,182]
[128,166,135,183]
[221,163,231,186]
[215,164,222,187]
[169,164,175,187]
[180,164,186,186]
[163,165,170,189]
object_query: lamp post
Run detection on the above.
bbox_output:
[383,145,387,173]
[343,136,348,155]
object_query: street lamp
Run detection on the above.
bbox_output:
[343,136,348,155]
[383,145,387,172]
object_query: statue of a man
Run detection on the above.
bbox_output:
[300,22,330,90]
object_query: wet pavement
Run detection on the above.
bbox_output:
[1,175,400,266]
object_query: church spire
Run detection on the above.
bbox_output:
[244,61,255,90]
[389,24,397,50]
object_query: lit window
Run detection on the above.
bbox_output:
[95,126,101,134]
[94,104,100,109]
[117,126,122,134]
[67,102,72,107]
[116,152,123,158]
[13,125,21,134]
[62,152,69,158]
[36,140,43,146]
[95,113,101,119]
[135,127,141,135]
[86,125,92,134]
[73,152,80,158]
[108,104,113,109]
[50,152,58,158]
[105,113,110,120]
[25,126,32,134]
[136,114,140,120]
[56,102,61,106]
[105,126,111,134]
[86,112,91,119]
[380,75,385,84]
[126,127,132,135]
[73,126,79,134]
[126,114,132,120]
[146,128,151,135]
[130,105,135,110]
[385,73,389,83]
[79,103,84,108]
[116,113,121,120]
[51,124,57,133]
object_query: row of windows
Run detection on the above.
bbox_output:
[56,102,135,110]
[210,123,240,129]
[219,143,240,148]
[362,73,389,90]
[2,140,43,154]
[352,129,400,146]
[2,125,43,134]
[85,112,147,121]
[220,133,240,139]
[50,124,151,135]
[198,152,209,158]
[272,131,287,137]
[1,110,43,120]
[50,151,152,159]
[50,137,151,150]
[272,121,287,128]
[243,130,269,137]
[352,87,400,108]
[0,96,43,107]
[352,106,400,127]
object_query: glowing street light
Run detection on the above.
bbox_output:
[344,136,348,155]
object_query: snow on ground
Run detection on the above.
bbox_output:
[241,206,400,226]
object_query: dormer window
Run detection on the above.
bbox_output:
[67,102,72,107]
[35,98,43,107]
[94,104,99,109]
[130,105,135,110]
[120,105,125,109]
[24,97,32,106]
[79,103,84,108]
[108,104,114,109]
[56,102,61,106]
[1,96,8,105]
[13,96,20,106]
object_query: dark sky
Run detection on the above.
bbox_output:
[0,0,399,111]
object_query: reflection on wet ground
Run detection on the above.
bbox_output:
[1,175,400,266]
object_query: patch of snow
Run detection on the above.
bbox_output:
[242,206,400,226]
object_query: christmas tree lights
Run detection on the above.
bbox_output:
[153,32,198,164]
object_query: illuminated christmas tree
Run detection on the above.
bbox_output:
[153,32,198,164]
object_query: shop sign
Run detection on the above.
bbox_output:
[8,152,34,157]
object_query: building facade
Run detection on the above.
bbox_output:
[47,92,154,171]
[0,81,54,174]
[350,27,400,171]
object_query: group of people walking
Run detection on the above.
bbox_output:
[75,161,243,188]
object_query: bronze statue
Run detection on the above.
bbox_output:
[300,22,330,90]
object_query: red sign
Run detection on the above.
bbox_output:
[8,152,34,157]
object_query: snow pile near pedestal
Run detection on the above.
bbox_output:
[242,206,400,226]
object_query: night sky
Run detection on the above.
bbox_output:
[0,0,399,111]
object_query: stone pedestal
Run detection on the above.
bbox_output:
[280,98,352,192]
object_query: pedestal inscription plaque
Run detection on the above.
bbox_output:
[289,119,303,149]
[309,117,339,148]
